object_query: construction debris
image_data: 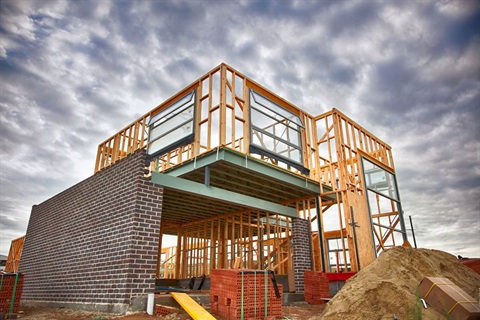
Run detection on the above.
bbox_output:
[316,247,480,320]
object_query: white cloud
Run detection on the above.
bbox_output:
[436,0,480,19]
[0,0,479,259]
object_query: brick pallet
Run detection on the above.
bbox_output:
[210,269,282,320]
[0,273,24,315]
[304,270,329,305]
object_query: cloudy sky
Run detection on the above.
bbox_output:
[0,0,479,259]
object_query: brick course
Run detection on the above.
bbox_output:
[19,150,163,312]
[292,218,313,292]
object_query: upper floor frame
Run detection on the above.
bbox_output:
[94,63,395,197]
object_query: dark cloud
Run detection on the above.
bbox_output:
[239,0,335,25]
[0,0,479,259]
[324,1,381,37]
[441,7,480,51]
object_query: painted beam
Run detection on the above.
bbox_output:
[151,172,298,218]
[163,147,321,194]
[223,148,320,193]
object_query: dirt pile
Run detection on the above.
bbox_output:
[314,247,480,320]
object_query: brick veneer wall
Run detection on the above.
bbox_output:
[19,149,163,313]
[292,217,313,292]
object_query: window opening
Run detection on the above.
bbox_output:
[362,158,398,201]
[147,90,196,158]
[249,89,309,174]
[362,156,407,255]
[327,238,350,272]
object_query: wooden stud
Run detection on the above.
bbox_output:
[219,64,227,146]
[156,224,164,279]
[175,225,181,279]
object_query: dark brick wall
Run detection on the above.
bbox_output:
[292,217,313,292]
[19,150,163,311]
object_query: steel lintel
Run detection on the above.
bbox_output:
[151,172,298,218]
[163,147,321,195]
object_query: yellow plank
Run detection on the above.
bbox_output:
[171,292,216,320]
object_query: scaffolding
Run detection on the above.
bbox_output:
[94,63,409,280]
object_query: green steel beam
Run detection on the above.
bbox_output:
[163,147,321,194]
[164,149,223,177]
[151,172,298,218]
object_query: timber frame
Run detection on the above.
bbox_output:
[94,63,409,281]
[5,236,25,273]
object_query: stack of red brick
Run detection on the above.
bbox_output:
[304,270,329,305]
[210,269,282,320]
[0,273,24,315]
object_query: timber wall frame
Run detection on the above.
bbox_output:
[5,236,24,273]
[94,63,409,275]
[157,211,292,279]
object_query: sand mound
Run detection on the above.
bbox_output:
[314,247,480,320]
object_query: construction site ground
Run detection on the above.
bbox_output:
[12,247,480,320]
[17,303,326,320]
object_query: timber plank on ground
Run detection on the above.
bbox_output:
[170,292,216,320]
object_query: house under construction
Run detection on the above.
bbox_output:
[19,63,410,313]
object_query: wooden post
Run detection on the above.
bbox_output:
[243,77,250,155]
[175,226,182,279]
[156,225,164,278]
[193,87,202,156]
[219,64,227,146]
[210,218,216,273]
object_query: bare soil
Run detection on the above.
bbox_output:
[17,303,326,320]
